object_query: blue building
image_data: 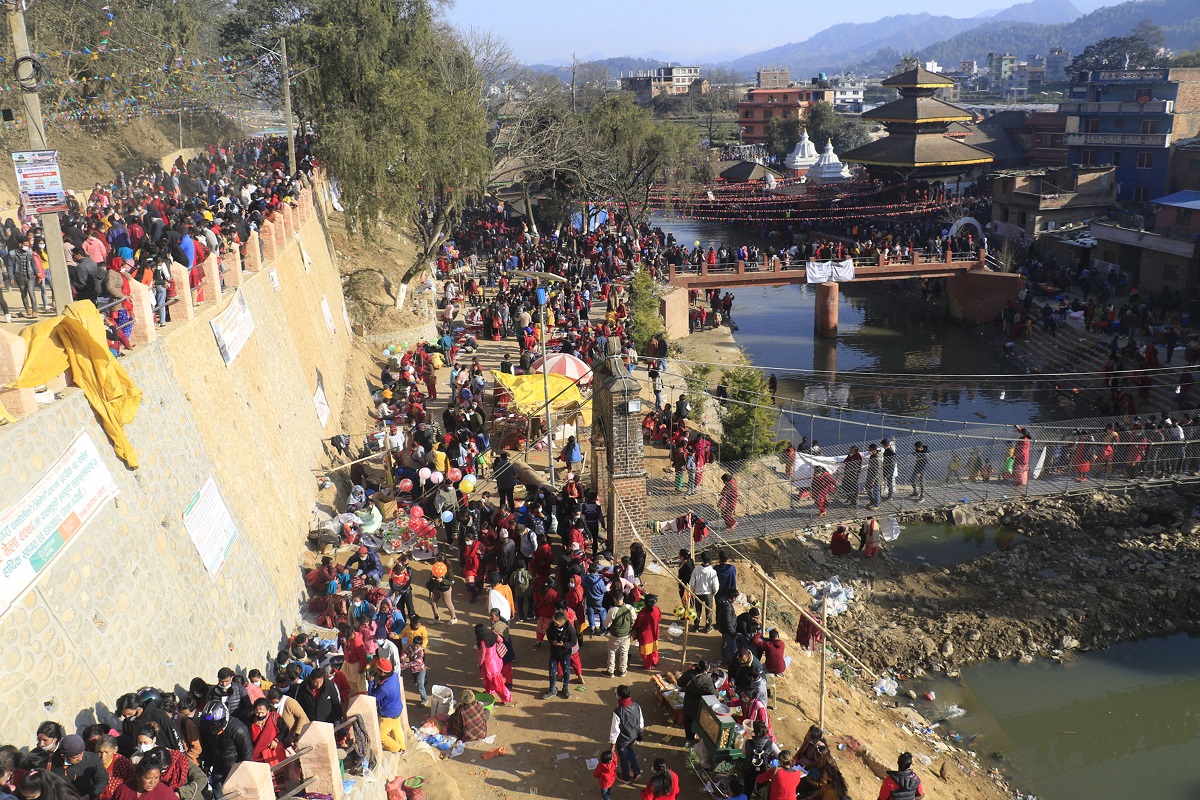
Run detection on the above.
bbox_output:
[1062,68,1200,203]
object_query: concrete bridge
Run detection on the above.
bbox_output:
[666,249,1019,337]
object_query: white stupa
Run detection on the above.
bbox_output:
[784,131,819,176]
[806,139,851,183]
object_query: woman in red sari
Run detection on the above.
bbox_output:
[1072,432,1092,481]
[633,594,662,669]
[250,698,289,769]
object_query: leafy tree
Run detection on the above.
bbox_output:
[767,117,802,163]
[1172,50,1200,67]
[626,266,664,353]
[584,94,697,232]
[804,102,870,153]
[1070,30,1168,72]
[291,0,490,303]
[719,362,777,461]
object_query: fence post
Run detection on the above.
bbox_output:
[221,762,273,800]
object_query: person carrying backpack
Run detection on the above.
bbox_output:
[509,559,534,622]
[742,720,779,799]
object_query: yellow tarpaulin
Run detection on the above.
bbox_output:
[3,301,143,468]
[492,370,592,425]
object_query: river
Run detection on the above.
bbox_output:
[652,214,1086,448]
[917,635,1200,800]
[653,214,1200,800]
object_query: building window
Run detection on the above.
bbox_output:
[1086,119,1100,133]
[1019,211,1027,227]
[1111,152,1122,166]
[1081,149,1096,165]
[1141,120,1158,135]
[1178,208,1193,225]
[1133,186,1149,202]
[1137,152,1154,170]
[1135,88,1152,102]
[743,110,753,119]
[764,110,773,119]
[744,126,754,135]
[1113,118,1124,130]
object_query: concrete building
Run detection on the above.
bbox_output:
[1018,111,1070,166]
[991,165,1117,243]
[1091,190,1200,291]
[737,86,834,144]
[831,77,866,112]
[960,60,978,76]
[620,65,708,104]
[1062,68,1200,202]
[1045,47,1071,82]
[987,53,1018,84]
[1167,136,1200,193]
[757,67,791,89]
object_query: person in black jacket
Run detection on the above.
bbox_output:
[678,661,717,745]
[543,610,577,700]
[56,735,108,800]
[715,589,739,667]
[294,668,343,724]
[199,701,252,799]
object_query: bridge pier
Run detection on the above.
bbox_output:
[815,282,838,338]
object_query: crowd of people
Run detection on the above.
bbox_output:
[0,136,315,357]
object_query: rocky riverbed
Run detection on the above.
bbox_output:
[745,485,1200,677]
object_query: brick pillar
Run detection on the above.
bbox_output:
[221,762,273,800]
[169,263,195,322]
[0,329,36,418]
[590,438,610,512]
[200,254,221,305]
[243,233,262,272]
[608,474,647,554]
[280,204,294,240]
[125,280,157,346]
[297,722,343,800]
[259,222,278,262]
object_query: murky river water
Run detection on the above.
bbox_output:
[652,214,1200,800]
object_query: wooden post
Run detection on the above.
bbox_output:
[681,535,695,666]
[818,595,828,731]
[761,573,770,633]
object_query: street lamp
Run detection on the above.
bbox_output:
[511,269,568,488]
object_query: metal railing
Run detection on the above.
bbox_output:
[643,405,1200,558]
[275,778,316,800]
[269,746,312,774]
[332,714,361,733]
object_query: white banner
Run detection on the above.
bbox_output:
[806,258,855,284]
[210,290,256,366]
[320,296,337,341]
[313,376,331,428]
[0,431,119,615]
[182,476,239,577]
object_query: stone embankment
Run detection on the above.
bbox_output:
[824,486,1200,675]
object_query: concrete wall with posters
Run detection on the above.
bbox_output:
[0,183,352,734]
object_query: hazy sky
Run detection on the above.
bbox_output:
[443,0,1121,64]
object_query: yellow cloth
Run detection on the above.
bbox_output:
[7,301,142,467]
[491,370,592,425]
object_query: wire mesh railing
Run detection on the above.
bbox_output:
[641,406,1200,558]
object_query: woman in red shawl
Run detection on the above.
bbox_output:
[250,699,288,774]
[633,594,662,669]
[718,473,739,530]
[534,576,560,645]
[1012,426,1032,487]
[811,466,836,517]
[1072,433,1092,481]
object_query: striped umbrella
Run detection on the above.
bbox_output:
[530,352,593,385]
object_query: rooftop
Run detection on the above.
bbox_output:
[881,67,955,89]
[1151,190,1200,211]
[862,96,973,124]
[843,134,994,168]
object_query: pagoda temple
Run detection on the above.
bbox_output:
[843,66,992,183]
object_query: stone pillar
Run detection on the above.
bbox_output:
[282,204,295,240]
[259,222,278,262]
[223,249,244,288]
[297,721,342,800]
[125,281,157,346]
[814,282,838,338]
[590,438,610,517]
[221,762,274,800]
[243,234,262,273]
[169,263,195,322]
[200,254,221,305]
[273,215,287,255]
[0,330,36,418]
[345,694,383,766]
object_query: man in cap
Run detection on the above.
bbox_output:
[58,734,109,800]
[369,659,405,753]
[345,544,383,585]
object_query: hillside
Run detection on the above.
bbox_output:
[528,56,665,81]
[723,0,1086,77]
[864,0,1200,73]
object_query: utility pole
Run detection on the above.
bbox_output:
[6,2,70,315]
[280,36,297,176]
[178,109,183,150]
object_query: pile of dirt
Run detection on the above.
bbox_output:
[746,485,1200,678]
